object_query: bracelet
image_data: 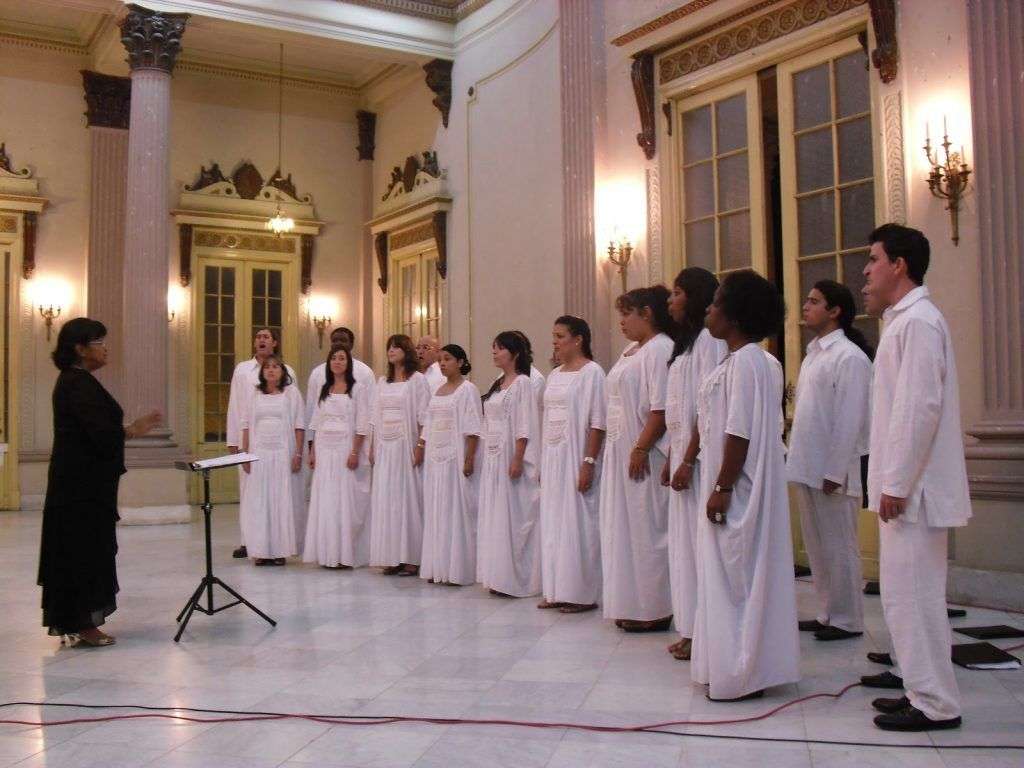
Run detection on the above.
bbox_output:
[632,444,649,454]
[582,456,596,466]
[682,459,695,468]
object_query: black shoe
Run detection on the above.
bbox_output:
[798,619,829,632]
[794,564,812,578]
[814,627,864,641]
[861,671,904,689]
[233,545,248,558]
[863,581,880,595]
[273,557,286,566]
[874,705,961,732]
[871,695,909,714]
[867,651,894,666]
[947,608,967,618]
[707,689,765,703]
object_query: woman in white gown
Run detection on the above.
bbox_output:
[304,344,371,569]
[369,334,432,576]
[420,344,482,585]
[240,355,305,565]
[661,268,727,660]
[538,316,606,613]
[478,331,543,598]
[691,270,799,702]
[600,286,676,632]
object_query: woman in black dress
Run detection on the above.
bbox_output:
[37,318,161,647]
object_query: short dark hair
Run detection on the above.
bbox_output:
[554,315,593,360]
[441,343,472,376]
[718,270,786,343]
[385,334,418,382]
[330,326,355,347]
[615,285,676,336]
[256,354,292,393]
[254,326,282,356]
[52,317,106,371]
[869,223,930,285]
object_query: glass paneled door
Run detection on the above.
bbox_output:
[0,247,13,509]
[194,254,298,504]
[390,248,442,341]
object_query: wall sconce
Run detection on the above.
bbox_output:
[924,117,972,246]
[39,304,61,342]
[29,278,70,342]
[167,283,186,323]
[309,295,338,350]
[607,235,633,296]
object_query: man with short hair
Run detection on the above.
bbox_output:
[416,335,444,392]
[859,223,971,732]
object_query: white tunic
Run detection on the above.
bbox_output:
[665,329,727,638]
[420,380,483,585]
[369,372,432,566]
[599,333,674,621]
[424,362,445,393]
[786,328,872,497]
[692,344,799,700]
[303,385,371,567]
[239,386,305,559]
[868,286,971,527]
[305,358,376,436]
[478,374,543,596]
[539,361,606,606]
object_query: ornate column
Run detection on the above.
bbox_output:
[82,71,131,401]
[119,4,187,449]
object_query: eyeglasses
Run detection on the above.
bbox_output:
[88,340,107,347]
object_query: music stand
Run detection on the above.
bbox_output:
[173,454,276,642]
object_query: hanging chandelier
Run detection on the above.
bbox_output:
[266,42,295,236]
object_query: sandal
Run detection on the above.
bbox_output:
[559,603,597,614]
[489,589,515,598]
[73,629,116,647]
[398,565,419,577]
[619,616,673,633]
[536,600,564,609]
[671,638,692,661]
[255,558,274,566]
[382,565,403,575]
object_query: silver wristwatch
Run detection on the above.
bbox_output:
[582,456,596,466]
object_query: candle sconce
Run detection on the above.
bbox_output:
[312,314,331,349]
[38,304,61,342]
[607,237,634,296]
[923,119,971,246]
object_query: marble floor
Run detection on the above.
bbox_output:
[1,508,1022,768]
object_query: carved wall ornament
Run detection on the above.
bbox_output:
[882,92,907,224]
[120,4,189,74]
[868,0,898,84]
[22,212,37,280]
[193,230,296,253]
[81,71,131,129]
[232,162,264,200]
[356,110,377,161]
[185,163,228,191]
[662,102,673,136]
[0,143,30,179]
[612,0,725,47]
[300,234,314,295]
[375,232,389,293]
[381,151,444,202]
[389,221,435,251]
[0,216,16,233]
[178,223,193,287]
[632,53,656,160]
[646,167,662,284]
[184,161,312,204]
[423,59,454,128]
[432,211,448,279]
[659,0,868,85]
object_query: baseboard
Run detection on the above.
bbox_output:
[118,504,193,525]
[948,565,1024,613]
[20,494,45,511]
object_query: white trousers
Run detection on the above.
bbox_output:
[237,465,248,546]
[879,515,961,721]
[792,483,863,632]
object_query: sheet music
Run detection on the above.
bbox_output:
[188,452,260,470]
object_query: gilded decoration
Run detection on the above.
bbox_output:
[659,0,868,84]
[194,230,295,253]
[390,222,435,251]
[0,216,16,233]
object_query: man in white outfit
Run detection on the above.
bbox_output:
[226,328,298,558]
[416,335,445,392]
[305,326,375,433]
[860,224,970,732]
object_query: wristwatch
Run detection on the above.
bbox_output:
[714,483,733,493]
[582,456,596,466]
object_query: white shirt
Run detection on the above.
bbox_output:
[305,358,375,434]
[786,329,872,497]
[226,357,298,448]
[867,286,971,527]
[424,362,445,393]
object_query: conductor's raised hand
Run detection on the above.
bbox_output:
[129,410,162,438]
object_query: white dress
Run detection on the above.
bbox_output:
[239,386,305,559]
[303,385,371,567]
[478,374,542,597]
[539,361,606,606]
[666,329,727,638]
[420,380,483,585]
[691,344,799,700]
[305,358,376,434]
[369,372,432,567]
[599,333,674,621]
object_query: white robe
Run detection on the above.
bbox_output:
[369,372,432,567]
[303,384,371,567]
[423,362,445,393]
[305,358,376,435]
[692,344,799,700]
[666,329,727,638]
[539,361,606,606]
[239,386,305,559]
[478,374,542,597]
[599,333,674,621]
[420,380,483,585]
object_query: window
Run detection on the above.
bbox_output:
[390,248,443,341]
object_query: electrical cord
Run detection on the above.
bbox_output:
[2,689,1023,750]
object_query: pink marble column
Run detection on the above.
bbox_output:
[119,5,188,448]
[82,71,131,401]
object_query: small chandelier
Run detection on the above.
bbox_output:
[265,42,295,236]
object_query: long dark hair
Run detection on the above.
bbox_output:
[52,317,106,371]
[319,344,356,402]
[385,334,418,382]
[482,330,532,402]
[441,343,472,376]
[669,267,719,365]
[615,285,677,337]
[812,279,875,361]
[554,315,593,360]
[257,354,292,393]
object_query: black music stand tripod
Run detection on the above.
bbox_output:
[173,459,276,642]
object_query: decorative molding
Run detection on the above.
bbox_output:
[81,70,131,130]
[300,234,314,295]
[423,59,454,128]
[659,0,868,85]
[389,221,435,251]
[0,31,90,57]
[620,0,782,52]
[611,0,724,47]
[662,102,673,136]
[382,151,443,202]
[646,167,663,284]
[21,212,37,280]
[342,0,494,23]
[0,143,30,179]
[356,110,377,161]
[178,223,193,287]
[184,161,313,204]
[882,92,906,225]
[632,53,656,160]
[867,0,897,84]
[174,59,362,97]
[193,229,296,253]
[374,231,389,294]
[120,4,189,75]
[432,211,448,279]
[0,216,15,233]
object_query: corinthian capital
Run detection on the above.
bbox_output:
[120,4,189,74]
